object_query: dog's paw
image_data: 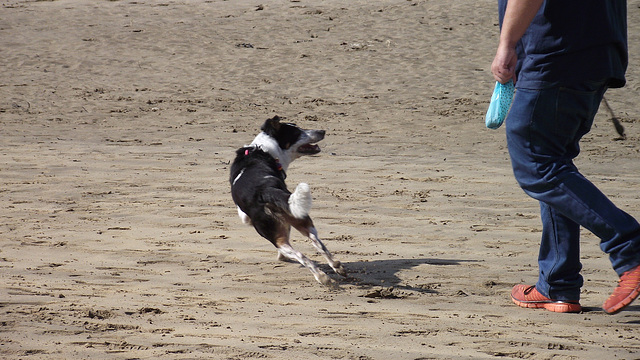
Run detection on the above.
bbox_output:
[315,272,333,286]
[332,261,348,277]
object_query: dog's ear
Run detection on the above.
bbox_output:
[261,116,281,135]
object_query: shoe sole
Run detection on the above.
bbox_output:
[512,297,582,313]
[603,285,640,315]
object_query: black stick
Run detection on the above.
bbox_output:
[602,96,626,140]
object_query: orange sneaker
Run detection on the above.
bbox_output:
[511,285,581,313]
[603,264,640,315]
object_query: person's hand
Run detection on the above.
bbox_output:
[491,43,517,84]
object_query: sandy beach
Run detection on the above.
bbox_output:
[1,0,640,359]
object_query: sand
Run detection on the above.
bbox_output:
[1,0,640,359]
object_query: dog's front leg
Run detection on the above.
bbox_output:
[237,207,251,225]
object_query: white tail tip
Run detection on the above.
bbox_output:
[289,183,312,219]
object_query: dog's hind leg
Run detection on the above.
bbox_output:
[276,240,332,286]
[307,227,347,277]
[290,219,347,277]
[251,210,330,284]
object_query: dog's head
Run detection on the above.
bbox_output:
[251,116,325,170]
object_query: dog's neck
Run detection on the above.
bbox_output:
[243,145,286,179]
[249,133,293,171]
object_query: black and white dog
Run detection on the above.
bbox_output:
[230,116,347,285]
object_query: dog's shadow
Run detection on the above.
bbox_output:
[323,257,479,294]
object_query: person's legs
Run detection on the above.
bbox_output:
[506,82,640,303]
[535,202,582,301]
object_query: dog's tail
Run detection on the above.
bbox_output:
[288,183,312,219]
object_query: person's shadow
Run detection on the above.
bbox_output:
[621,306,640,318]
[580,304,640,315]
[324,257,480,294]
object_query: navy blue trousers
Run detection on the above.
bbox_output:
[506,81,640,301]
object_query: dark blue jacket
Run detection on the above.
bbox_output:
[499,0,628,89]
